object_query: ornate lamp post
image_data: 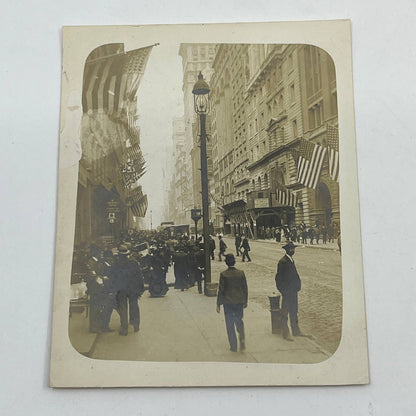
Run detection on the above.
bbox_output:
[192,72,216,295]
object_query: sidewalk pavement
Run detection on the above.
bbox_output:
[86,267,331,363]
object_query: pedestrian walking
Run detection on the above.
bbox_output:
[275,242,311,341]
[240,235,251,262]
[194,243,205,294]
[173,244,189,291]
[308,227,315,244]
[327,223,334,243]
[235,233,242,256]
[216,254,248,352]
[218,235,227,261]
[322,226,327,244]
[110,245,144,336]
[209,235,216,260]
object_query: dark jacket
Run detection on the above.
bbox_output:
[217,267,248,306]
[219,239,227,253]
[241,238,250,251]
[275,255,301,294]
[110,256,144,295]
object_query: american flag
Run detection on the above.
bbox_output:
[276,186,297,207]
[131,194,148,217]
[82,45,154,117]
[120,147,146,189]
[327,125,339,182]
[127,186,148,217]
[290,139,327,189]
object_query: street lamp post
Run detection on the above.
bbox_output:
[192,72,216,295]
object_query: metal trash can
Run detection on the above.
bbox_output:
[268,296,282,334]
[204,282,218,297]
[268,296,281,310]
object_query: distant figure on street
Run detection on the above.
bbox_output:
[110,245,144,336]
[209,235,216,260]
[327,223,334,243]
[308,227,315,244]
[240,235,251,262]
[218,235,227,261]
[234,234,242,256]
[337,233,341,254]
[216,254,248,352]
[275,241,310,341]
[173,245,189,291]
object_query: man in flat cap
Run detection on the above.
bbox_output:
[275,241,310,341]
[216,253,248,352]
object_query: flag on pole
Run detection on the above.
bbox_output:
[128,186,148,217]
[131,194,148,217]
[327,124,339,182]
[276,185,297,207]
[290,139,327,189]
[82,45,154,116]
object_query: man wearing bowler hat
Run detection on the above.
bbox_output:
[110,245,144,336]
[275,241,310,341]
[216,253,248,352]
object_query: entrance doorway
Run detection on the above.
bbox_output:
[315,182,332,226]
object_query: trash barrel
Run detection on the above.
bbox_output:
[268,296,282,334]
[268,296,281,310]
[204,282,218,297]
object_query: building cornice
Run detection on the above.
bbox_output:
[247,138,300,171]
[245,45,286,96]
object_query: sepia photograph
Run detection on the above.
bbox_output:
[50,21,368,387]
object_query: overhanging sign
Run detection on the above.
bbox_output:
[254,198,270,208]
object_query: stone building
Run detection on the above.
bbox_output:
[209,43,339,238]
[178,44,215,223]
[168,116,188,224]
[73,43,151,248]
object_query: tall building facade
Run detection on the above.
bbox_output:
[209,43,339,238]
[168,117,187,224]
[178,44,215,224]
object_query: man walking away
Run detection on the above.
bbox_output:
[234,233,242,256]
[275,242,311,341]
[110,245,144,336]
[218,235,227,261]
[209,235,216,260]
[216,254,248,352]
[240,235,251,262]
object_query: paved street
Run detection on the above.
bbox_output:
[87,237,341,362]
[217,237,342,354]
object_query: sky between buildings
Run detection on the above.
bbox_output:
[134,41,185,228]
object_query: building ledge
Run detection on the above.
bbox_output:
[247,138,300,171]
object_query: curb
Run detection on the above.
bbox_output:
[223,236,339,252]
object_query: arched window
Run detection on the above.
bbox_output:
[264,173,269,189]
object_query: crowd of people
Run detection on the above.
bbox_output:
[71,224,339,347]
[71,229,223,335]
[256,221,340,246]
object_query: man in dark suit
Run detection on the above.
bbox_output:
[218,235,227,261]
[216,254,248,352]
[234,233,242,256]
[110,245,144,336]
[275,242,310,341]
